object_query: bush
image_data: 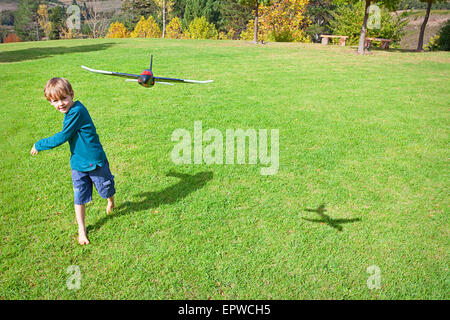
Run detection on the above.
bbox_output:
[185,16,218,40]
[436,19,450,51]
[329,2,409,47]
[130,16,161,38]
[239,19,268,42]
[241,0,310,43]
[425,35,440,51]
[106,21,129,38]
[166,17,183,39]
[218,29,236,40]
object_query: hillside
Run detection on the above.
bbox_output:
[0,0,123,12]
[0,0,17,12]
[400,10,450,49]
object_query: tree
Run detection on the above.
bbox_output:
[106,21,130,38]
[82,3,111,38]
[238,0,272,43]
[1,10,16,26]
[122,0,160,24]
[48,5,65,40]
[335,0,401,54]
[306,0,337,42]
[329,2,408,46]
[37,4,52,40]
[219,0,253,36]
[416,0,446,51]
[182,0,222,30]
[14,0,40,41]
[154,0,174,38]
[185,16,218,39]
[166,16,183,38]
[259,0,310,42]
[130,15,161,38]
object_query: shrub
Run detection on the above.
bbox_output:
[260,0,310,42]
[166,17,183,39]
[425,35,440,51]
[3,32,20,43]
[241,0,310,43]
[185,16,218,40]
[436,19,450,51]
[130,16,161,38]
[106,21,129,38]
[240,19,269,42]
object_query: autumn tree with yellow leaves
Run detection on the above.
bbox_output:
[130,16,161,38]
[37,4,52,40]
[106,21,129,38]
[241,0,310,42]
[166,16,183,39]
[259,0,310,42]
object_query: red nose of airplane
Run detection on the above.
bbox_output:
[139,70,154,87]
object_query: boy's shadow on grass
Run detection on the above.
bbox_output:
[88,170,213,232]
[302,203,361,232]
[0,43,115,63]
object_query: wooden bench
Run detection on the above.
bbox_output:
[320,35,348,46]
[364,37,392,50]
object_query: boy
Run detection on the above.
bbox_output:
[30,77,115,245]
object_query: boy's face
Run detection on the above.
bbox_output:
[50,94,74,114]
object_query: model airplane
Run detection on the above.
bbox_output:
[81,56,213,88]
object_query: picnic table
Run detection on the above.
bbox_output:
[320,35,348,46]
[364,37,392,50]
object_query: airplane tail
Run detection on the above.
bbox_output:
[150,55,153,71]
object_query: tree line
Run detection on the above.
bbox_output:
[2,0,449,53]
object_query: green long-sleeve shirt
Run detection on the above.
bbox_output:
[35,101,107,172]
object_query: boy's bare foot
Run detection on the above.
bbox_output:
[78,235,90,245]
[78,229,90,245]
[106,197,115,214]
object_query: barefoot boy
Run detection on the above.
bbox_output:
[30,77,115,245]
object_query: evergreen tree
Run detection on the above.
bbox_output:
[122,0,160,25]
[14,0,41,41]
[48,5,65,40]
[306,0,337,42]
[218,0,253,35]
[182,0,222,30]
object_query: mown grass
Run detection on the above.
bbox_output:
[0,38,449,299]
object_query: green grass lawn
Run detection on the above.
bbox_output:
[0,38,448,299]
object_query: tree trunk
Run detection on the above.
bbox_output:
[162,0,166,39]
[417,0,432,51]
[35,20,40,41]
[357,0,371,54]
[253,2,259,44]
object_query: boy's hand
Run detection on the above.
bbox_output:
[30,144,38,156]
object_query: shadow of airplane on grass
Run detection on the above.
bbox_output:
[0,42,115,63]
[87,170,213,233]
[302,204,361,232]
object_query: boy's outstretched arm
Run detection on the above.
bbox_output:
[33,111,81,152]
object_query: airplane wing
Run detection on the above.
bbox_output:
[81,65,140,79]
[154,76,213,84]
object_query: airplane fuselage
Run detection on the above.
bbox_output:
[138,69,155,87]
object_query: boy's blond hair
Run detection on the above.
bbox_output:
[44,77,74,101]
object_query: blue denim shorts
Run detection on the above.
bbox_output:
[71,160,116,205]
